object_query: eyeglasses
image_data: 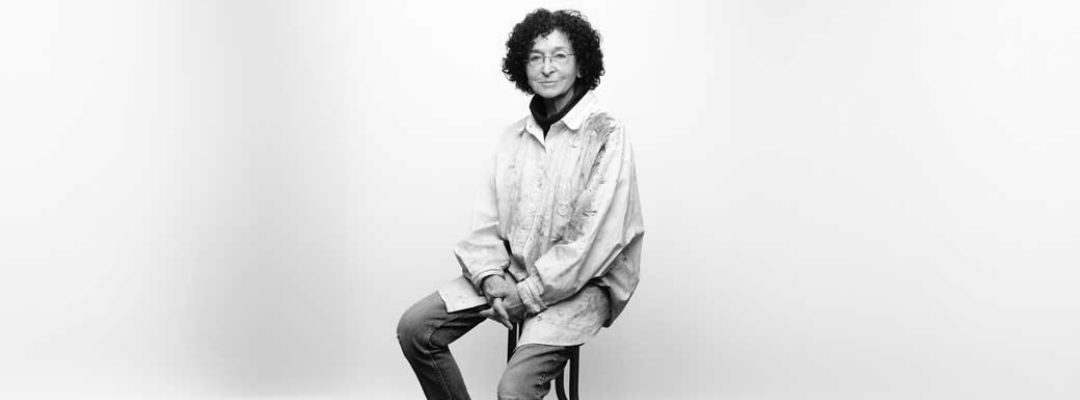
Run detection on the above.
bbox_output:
[527,52,575,67]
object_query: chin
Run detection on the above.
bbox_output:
[533,86,570,99]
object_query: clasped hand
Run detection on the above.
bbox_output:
[478,275,527,329]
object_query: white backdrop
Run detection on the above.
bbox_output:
[1,1,1078,399]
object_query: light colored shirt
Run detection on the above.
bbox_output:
[438,91,644,347]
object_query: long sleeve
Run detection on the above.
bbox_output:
[517,120,644,313]
[451,148,510,292]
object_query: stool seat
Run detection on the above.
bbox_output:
[507,324,579,400]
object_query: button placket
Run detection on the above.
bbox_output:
[536,154,546,189]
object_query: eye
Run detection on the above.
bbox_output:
[553,53,569,61]
[528,54,543,63]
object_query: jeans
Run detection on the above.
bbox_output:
[397,292,574,400]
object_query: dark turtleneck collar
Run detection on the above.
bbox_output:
[529,85,589,137]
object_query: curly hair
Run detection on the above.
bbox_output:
[502,9,605,94]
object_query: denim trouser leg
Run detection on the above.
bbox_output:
[397,291,574,400]
[397,291,486,400]
[497,344,573,400]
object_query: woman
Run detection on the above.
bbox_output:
[397,8,644,400]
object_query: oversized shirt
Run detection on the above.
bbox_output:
[438,91,644,347]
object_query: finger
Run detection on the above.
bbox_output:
[492,298,512,329]
[479,308,506,327]
[493,298,510,321]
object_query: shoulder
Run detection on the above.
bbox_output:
[580,108,628,147]
[502,115,531,137]
[491,116,529,146]
[572,92,627,142]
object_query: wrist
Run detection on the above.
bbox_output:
[481,274,502,291]
[516,276,548,314]
[503,292,525,315]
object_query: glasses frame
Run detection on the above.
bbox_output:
[526,52,576,68]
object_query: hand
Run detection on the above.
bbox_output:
[481,275,517,300]
[500,289,527,322]
[479,297,513,329]
[480,275,527,325]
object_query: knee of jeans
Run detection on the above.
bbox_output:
[396,307,425,352]
[496,370,533,400]
[496,381,524,400]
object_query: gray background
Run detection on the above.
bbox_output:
[1,0,1077,399]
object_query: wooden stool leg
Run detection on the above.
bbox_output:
[555,345,579,400]
[506,325,517,361]
[556,374,568,400]
[569,346,579,400]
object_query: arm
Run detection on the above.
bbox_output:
[516,121,643,314]
[452,148,510,293]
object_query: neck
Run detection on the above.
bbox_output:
[542,86,577,116]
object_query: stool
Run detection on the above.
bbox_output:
[507,323,579,400]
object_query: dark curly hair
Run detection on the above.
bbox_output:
[502,9,605,94]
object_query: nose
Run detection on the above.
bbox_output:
[541,58,556,75]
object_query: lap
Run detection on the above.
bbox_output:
[399,292,574,399]
[506,343,572,373]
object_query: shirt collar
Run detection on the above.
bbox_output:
[560,90,596,131]
[521,90,597,138]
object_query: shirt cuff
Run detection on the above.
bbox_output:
[517,275,548,314]
[471,269,503,294]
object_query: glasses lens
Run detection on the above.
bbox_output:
[527,53,572,67]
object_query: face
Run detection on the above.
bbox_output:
[526,29,580,100]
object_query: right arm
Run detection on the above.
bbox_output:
[452,145,510,293]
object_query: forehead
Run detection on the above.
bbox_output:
[531,29,572,52]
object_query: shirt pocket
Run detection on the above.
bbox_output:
[546,177,569,240]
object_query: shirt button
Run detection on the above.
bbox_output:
[557,204,570,217]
